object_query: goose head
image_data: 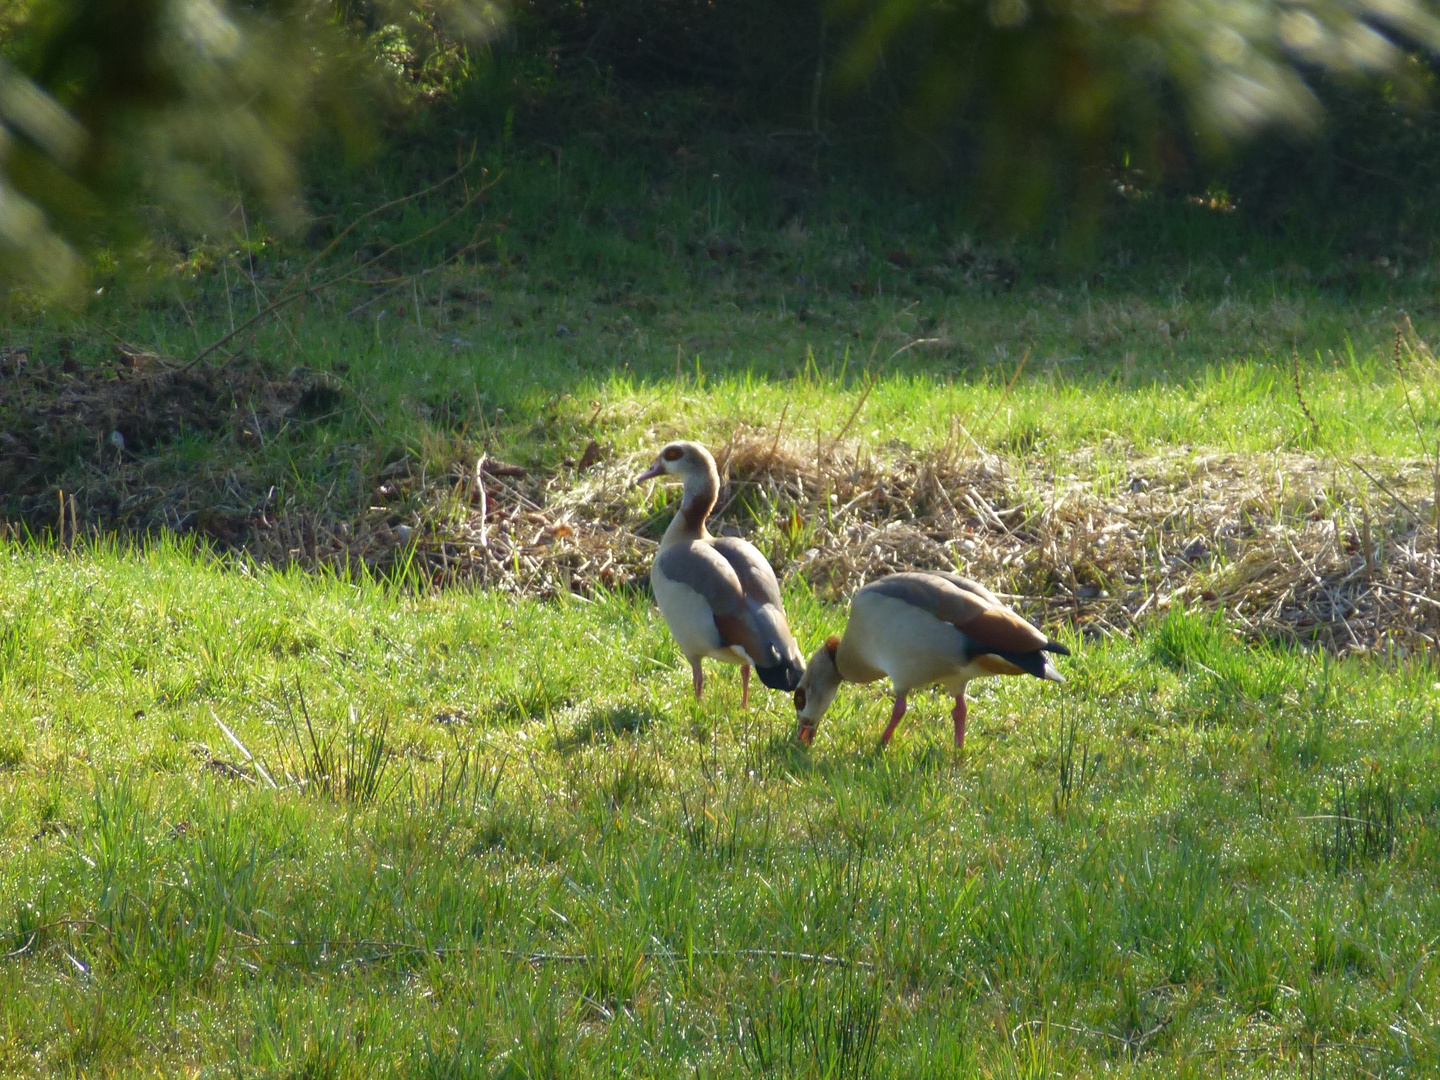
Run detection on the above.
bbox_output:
[794,636,843,746]
[636,440,716,486]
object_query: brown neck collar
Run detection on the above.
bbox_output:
[661,463,719,546]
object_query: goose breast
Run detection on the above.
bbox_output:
[652,543,749,664]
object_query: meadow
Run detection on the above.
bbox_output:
[1,541,1438,1078]
[2,125,1440,1077]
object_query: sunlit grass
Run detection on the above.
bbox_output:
[0,539,1437,1075]
[2,140,1440,1076]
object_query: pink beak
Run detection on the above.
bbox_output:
[635,458,666,483]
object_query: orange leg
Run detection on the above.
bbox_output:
[952,692,967,749]
[740,664,751,709]
[878,692,908,747]
[691,658,705,701]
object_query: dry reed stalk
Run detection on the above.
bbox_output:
[1292,348,1322,445]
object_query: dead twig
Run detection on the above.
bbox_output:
[1292,348,1323,444]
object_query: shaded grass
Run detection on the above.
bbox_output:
[8,277,1438,556]
[7,138,1440,531]
[1,538,1438,1075]
[105,256,1440,461]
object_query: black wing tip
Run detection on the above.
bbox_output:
[1045,640,1072,657]
[757,661,804,692]
[990,648,1068,683]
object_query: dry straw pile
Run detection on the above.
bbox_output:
[263,424,1439,658]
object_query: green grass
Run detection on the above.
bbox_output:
[0,538,1438,1076]
[2,115,1439,1077]
[2,133,1435,540]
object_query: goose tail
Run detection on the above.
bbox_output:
[757,653,805,692]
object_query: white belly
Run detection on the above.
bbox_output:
[652,563,739,663]
[850,592,970,693]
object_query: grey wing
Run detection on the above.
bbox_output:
[710,537,803,671]
[656,543,746,616]
[925,571,1004,607]
[655,543,769,663]
[862,572,990,625]
[710,536,785,609]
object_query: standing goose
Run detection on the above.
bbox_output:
[793,571,1069,749]
[637,441,805,706]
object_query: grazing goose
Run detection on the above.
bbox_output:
[637,441,805,706]
[793,571,1069,749]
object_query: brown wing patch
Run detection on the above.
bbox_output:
[825,634,840,654]
[713,612,766,664]
[974,653,1028,676]
[960,607,1049,653]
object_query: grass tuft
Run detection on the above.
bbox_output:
[1319,764,1404,872]
[273,684,395,804]
[737,968,882,1080]
[1052,707,1091,817]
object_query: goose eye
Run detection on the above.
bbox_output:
[662,447,683,461]
[793,688,807,711]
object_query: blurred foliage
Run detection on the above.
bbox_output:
[338,0,503,97]
[835,0,1440,228]
[453,1,1440,237]
[508,0,828,107]
[1218,68,1440,238]
[2,0,1440,297]
[0,0,499,297]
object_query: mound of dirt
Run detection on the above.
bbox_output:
[0,347,331,527]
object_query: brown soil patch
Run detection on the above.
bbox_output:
[0,348,337,537]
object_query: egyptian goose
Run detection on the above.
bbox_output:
[793,571,1069,748]
[637,441,805,706]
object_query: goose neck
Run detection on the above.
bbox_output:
[661,469,717,547]
[835,635,883,685]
